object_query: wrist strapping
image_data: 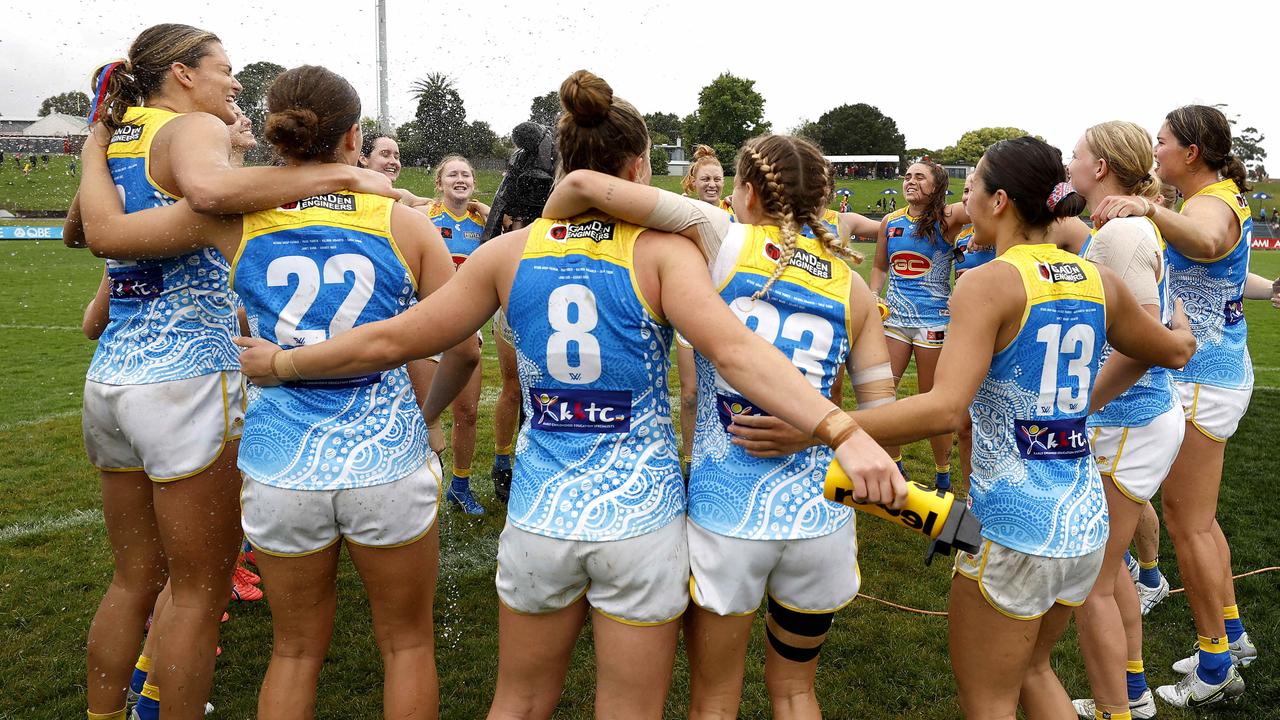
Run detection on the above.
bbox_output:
[812,407,859,449]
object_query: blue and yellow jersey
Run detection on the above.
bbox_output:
[968,244,1108,558]
[800,208,840,239]
[427,201,485,268]
[506,214,681,542]
[88,107,240,385]
[690,224,853,540]
[1166,179,1253,390]
[953,225,995,278]
[231,192,428,490]
[882,209,954,327]
[1082,218,1176,428]
[719,196,737,223]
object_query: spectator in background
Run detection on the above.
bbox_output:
[64,137,72,155]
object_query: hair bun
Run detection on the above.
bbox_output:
[692,144,718,161]
[559,70,612,128]
[265,107,321,152]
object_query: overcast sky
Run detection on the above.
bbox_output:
[3,0,1276,164]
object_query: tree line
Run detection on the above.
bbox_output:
[31,69,1269,180]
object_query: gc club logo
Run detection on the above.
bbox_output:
[890,250,932,278]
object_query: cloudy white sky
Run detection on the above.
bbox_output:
[2,0,1276,163]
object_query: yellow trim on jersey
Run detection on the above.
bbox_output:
[523,214,668,325]
[821,208,839,227]
[883,207,910,224]
[995,244,1106,347]
[231,192,398,287]
[1188,179,1249,262]
[428,201,484,226]
[109,106,183,201]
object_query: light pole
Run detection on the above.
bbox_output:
[375,0,390,131]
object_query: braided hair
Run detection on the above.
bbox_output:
[735,135,861,300]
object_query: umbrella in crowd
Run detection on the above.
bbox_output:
[881,189,899,195]
[1253,192,1273,200]
[836,189,853,196]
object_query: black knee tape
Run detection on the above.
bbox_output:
[766,627,823,663]
[766,596,835,637]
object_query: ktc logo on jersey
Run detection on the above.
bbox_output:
[280,194,356,212]
[530,387,631,433]
[714,391,766,430]
[1015,418,1090,460]
[109,264,164,299]
[890,250,931,278]
[1036,261,1085,283]
[1224,296,1245,326]
[546,220,616,243]
[438,226,453,239]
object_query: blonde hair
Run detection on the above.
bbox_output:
[735,135,862,300]
[681,144,722,195]
[556,70,649,177]
[433,153,474,201]
[92,23,222,133]
[1083,121,1161,199]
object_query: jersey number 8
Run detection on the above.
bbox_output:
[547,284,602,384]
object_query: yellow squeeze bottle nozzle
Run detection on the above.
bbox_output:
[824,460,984,564]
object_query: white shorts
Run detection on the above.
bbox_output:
[241,458,441,557]
[495,516,689,625]
[688,517,860,616]
[1176,381,1252,442]
[884,324,947,349]
[954,540,1105,620]
[82,371,245,481]
[493,309,514,345]
[1090,404,1186,503]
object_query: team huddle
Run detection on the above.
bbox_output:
[64,21,1276,720]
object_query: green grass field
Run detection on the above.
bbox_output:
[2,236,1279,719]
[4,156,1278,222]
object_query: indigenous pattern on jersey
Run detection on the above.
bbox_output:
[88,106,240,385]
[427,202,485,268]
[1082,218,1177,428]
[882,209,954,327]
[691,224,853,540]
[800,208,840,239]
[968,244,1108,558]
[1165,179,1253,390]
[953,226,995,277]
[231,192,428,490]
[506,214,680,541]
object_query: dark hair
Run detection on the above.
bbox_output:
[360,131,396,158]
[978,137,1085,228]
[556,70,649,177]
[264,66,361,162]
[1165,105,1251,191]
[908,159,950,241]
[91,23,221,132]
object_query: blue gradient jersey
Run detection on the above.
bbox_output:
[427,202,485,269]
[506,214,681,542]
[231,192,428,490]
[882,209,954,327]
[1082,218,1176,428]
[1166,179,1253,390]
[968,244,1108,558]
[800,208,840,239]
[691,224,853,540]
[88,107,240,385]
[953,226,995,278]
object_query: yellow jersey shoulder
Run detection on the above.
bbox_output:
[1191,179,1250,226]
[107,106,181,159]
[524,214,645,265]
[243,192,395,241]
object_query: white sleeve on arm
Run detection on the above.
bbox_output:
[643,191,731,261]
[1084,220,1161,307]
